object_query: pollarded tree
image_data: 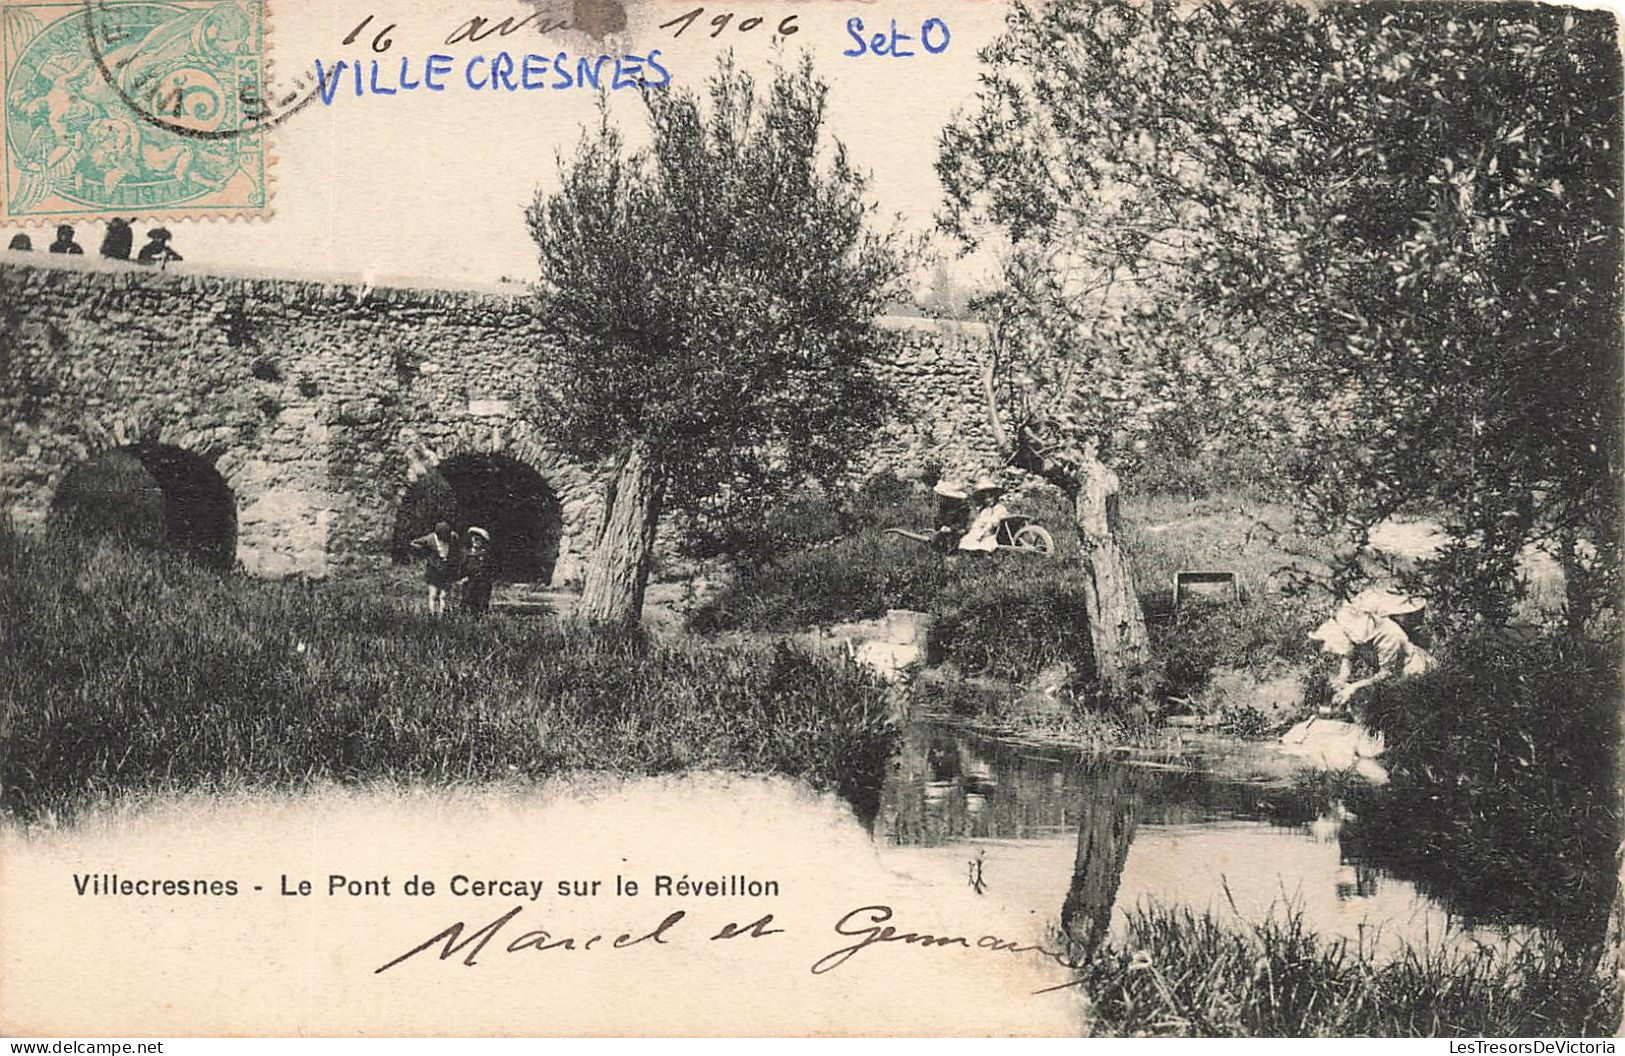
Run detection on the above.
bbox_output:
[936,0,1296,697]
[527,55,909,624]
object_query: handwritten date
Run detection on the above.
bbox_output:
[658,8,799,38]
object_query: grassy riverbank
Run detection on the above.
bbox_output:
[693,478,1332,733]
[690,475,1095,678]
[0,528,898,823]
[1074,901,1622,1037]
[1069,628,1623,1038]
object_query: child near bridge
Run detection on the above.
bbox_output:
[409,520,461,617]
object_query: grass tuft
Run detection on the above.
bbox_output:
[1073,900,1622,1037]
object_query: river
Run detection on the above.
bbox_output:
[874,720,1541,962]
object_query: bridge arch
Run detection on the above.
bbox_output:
[392,452,567,585]
[393,419,602,586]
[50,442,238,570]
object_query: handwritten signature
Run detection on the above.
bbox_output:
[376,903,1088,993]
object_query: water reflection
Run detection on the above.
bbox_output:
[880,725,1281,846]
[1339,783,1616,952]
[1059,759,1141,954]
[876,723,1563,959]
[880,724,1292,846]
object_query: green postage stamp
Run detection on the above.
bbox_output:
[0,0,270,222]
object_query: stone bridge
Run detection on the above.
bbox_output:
[0,253,999,581]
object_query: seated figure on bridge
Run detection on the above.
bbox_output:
[47,224,83,255]
[100,218,133,260]
[136,228,182,266]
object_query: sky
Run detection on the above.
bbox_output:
[4,0,1013,292]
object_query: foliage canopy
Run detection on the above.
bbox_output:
[527,54,909,553]
[940,0,1622,631]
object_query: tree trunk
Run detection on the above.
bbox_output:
[983,360,1150,702]
[578,439,664,626]
[1074,456,1150,701]
[1060,761,1141,957]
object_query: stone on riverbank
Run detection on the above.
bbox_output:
[804,608,934,682]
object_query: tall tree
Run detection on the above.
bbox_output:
[528,56,908,624]
[979,306,1153,700]
[941,0,1622,634]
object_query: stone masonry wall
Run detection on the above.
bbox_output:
[0,254,999,579]
[868,316,1000,483]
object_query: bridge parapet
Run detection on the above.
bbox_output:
[1,253,999,579]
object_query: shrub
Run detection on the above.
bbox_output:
[0,527,898,823]
[928,566,1096,681]
[687,472,937,562]
[1350,631,1621,937]
[694,539,1100,684]
[691,474,1100,688]
[692,473,1087,625]
[689,531,957,632]
[1149,596,1319,701]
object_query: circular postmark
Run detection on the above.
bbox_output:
[77,0,319,142]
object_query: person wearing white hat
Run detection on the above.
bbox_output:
[1309,587,1434,710]
[460,526,495,616]
[957,473,1009,553]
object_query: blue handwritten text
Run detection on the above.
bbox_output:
[843,17,950,58]
[314,51,672,103]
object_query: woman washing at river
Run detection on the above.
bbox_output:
[1283,588,1432,785]
[1309,588,1435,713]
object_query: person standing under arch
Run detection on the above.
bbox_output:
[460,526,495,617]
[409,520,461,617]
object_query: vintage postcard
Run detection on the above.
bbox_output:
[0,0,1621,1040]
